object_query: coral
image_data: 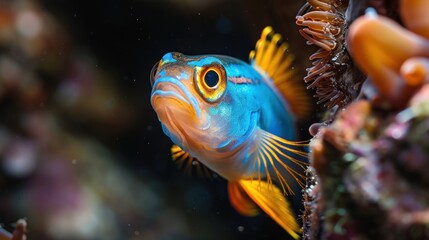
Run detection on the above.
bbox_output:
[301,0,429,239]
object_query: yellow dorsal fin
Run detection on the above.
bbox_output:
[237,179,301,239]
[228,182,260,216]
[171,145,213,178]
[250,26,312,119]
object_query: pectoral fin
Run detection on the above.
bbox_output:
[231,179,301,239]
[253,128,308,195]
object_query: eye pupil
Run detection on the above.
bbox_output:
[204,70,219,88]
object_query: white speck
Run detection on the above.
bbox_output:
[237,226,244,232]
[72,159,77,164]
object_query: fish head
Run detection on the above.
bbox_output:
[150,52,262,157]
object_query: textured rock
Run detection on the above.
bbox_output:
[300,0,429,239]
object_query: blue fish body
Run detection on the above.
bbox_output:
[150,27,311,239]
[152,52,297,180]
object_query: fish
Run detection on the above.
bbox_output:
[150,26,312,239]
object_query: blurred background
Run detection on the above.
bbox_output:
[0,0,314,239]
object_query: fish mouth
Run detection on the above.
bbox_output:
[151,76,206,148]
[151,76,201,119]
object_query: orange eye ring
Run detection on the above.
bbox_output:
[195,63,227,103]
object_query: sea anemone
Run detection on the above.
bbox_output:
[296,0,364,110]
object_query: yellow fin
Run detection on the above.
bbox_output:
[228,182,260,216]
[171,145,212,177]
[250,129,309,195]
[250,26,312,119]
[237,179,301,239]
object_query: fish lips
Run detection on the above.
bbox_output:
[151,76,201,121]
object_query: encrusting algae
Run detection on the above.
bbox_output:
[301,0,429,239]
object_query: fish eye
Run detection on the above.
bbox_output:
[195,63,227,103]
[203,70,219,88]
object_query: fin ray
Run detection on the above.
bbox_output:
[256,129,309,195]
[171,145,213,178]
[250,26,312,119]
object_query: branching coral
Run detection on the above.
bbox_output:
[301,0,429,239]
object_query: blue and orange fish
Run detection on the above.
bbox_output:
[150,27,311,239]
